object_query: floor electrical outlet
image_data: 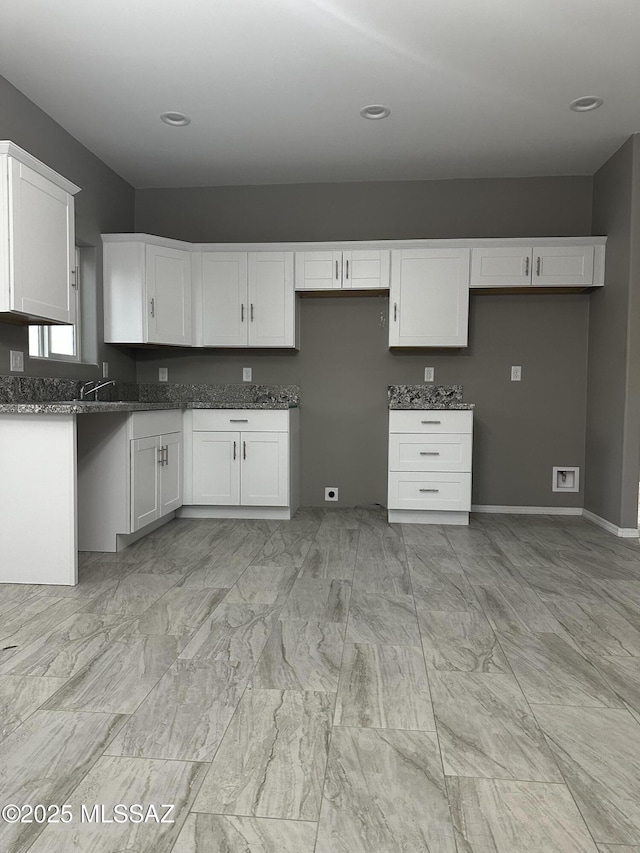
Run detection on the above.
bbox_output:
[325,487,339,501]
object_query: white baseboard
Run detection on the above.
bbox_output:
[178,506,293,520]
[582,509,640,539]
[471,505,583,516]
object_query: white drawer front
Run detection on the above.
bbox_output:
[192,409,289,432]
[389,409,473,434]
[388,472,471,511]
[389,433,472,472]
[130,409,183,439]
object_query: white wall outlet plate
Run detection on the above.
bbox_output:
[511,365,522,381]
[158,367,168,382]
[102,362,109,379]
[325,487,339,502]
[424,367,435,382]
[243,367,252,382]
[10,350,24,372]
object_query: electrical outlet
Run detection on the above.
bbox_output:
[102,362,109,379]
[158,367,168,382]
[243,367,252,382]
[424,367,435,382]
[10,350,24,372]
[511,365,522,381]
[325,487,339,502]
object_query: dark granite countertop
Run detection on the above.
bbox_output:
[388,384,475,410]
[0,400,298,415]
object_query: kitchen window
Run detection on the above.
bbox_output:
[28,247,81,362]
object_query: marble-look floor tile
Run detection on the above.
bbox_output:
[418,608,510,672]
[538,594,640,657]
[353,531,411,595]
[517,563,598,602]
[590,580,640,631]
[597,846,640,852]
[456,554,525,587]
[317,508,361,531]
[0,596,81,643]
[0,600,84,667]
[123,587,228,644]
[300,529,358,579]
[194,688,332,821]
[0,583,46,613]
[29,755,208,853]
[533,704,640,845]
[560,549,639,580]
[316,726,456,853]
[430,672,562,782]
[408,550,480,610]
[172,814,317,853]
[106,659,248,762]
[181,557,249,589]
[473,583,562,633]
[446,528,505,557]
[591,655,640,724]
[251,525,316,568]
[45,635,180,713]
[497,541,568,569]
[498,630,623,707]
[86,571,182,618]
[0,675,69,741]
[281,579,351,622]
[346,591,421,646]
[251,620,344,692]
[448,776,599,852]
[334,643,435,730]
[179,602,279,666]
[405,542,465,574]
[0,709,125,853]
[401,523,451,550]
[225,565,298,605]
[0,612,126,678]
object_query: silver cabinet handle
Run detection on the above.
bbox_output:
[394,302,397,321]
[420,451,440,455]
[241,303,245,322]
[164,445,169,466]
[243,440,247,460]
[150,298,155,317]
[250,303,254,321]
[419,488,439,493]
[157,445,163,465]
[233,440,237,460]
[524,256,530,277]
[336,260,339,281]
[536,256,541,276]
[229,419,248,423]
[71,266,78,289]
[345,259,349,279]
[421,420,441,424]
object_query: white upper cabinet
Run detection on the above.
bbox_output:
[470,244,598,288]
[103,235,192,345]
[389,249,470,347]
[295,249,390,290]
[200,250,295,347]
[0,142,80,324]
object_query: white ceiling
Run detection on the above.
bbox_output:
[1,0,639,188]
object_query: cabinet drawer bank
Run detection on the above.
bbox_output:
[388,408,473,526]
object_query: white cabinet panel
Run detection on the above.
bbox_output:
[192,431,240,505]
[470,247,531,287]
[192,409,289,432]
[389,433,472,472]
[389,409,473,434]
[295,251,341,290]
[389,249,470,347]
[159,432,183,515]
[342,249,390,289]
[146,244,192,345]
[532,246,594,287]
[388,472,472,511]
[248,252,294,347]
[241,432,288,506]
[202,252,248,346]
[131,435,161,531]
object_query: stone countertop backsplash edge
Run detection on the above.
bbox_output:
[388,384,475,410]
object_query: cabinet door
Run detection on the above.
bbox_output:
[248,252,295,347]
[294,251,342,290]
[192,431,240,505]
[131,436,161,531]
[146,244,192,345]
[201,252,248,346]
[159,432,183,515]
[241,431,288,506]
[8,158,76,323]
[470,247,532,287]
[532,246,594,287]
[342,249,390,289]
[389,249,470,347]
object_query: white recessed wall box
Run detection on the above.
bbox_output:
[552,466,580,493]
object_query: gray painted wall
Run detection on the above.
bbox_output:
[586,135,640,528]
[0,73,137,381]
[135,177,593,508]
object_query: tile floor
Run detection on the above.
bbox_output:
[1,507,640,851]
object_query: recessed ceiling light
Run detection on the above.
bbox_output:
[360,104,391,120]
[569,96,603,113]
[160,111,191,127]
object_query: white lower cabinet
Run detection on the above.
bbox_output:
[131,430,182,531]
[184,408,299,519]
[387,409,473,525]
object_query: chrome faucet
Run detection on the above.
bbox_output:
[79,379,116,401]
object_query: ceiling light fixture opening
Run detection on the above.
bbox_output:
[569,96,603,113]
[360,104,391,120]
[160,111,191,127]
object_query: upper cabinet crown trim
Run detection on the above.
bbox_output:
[0,141,80,196]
